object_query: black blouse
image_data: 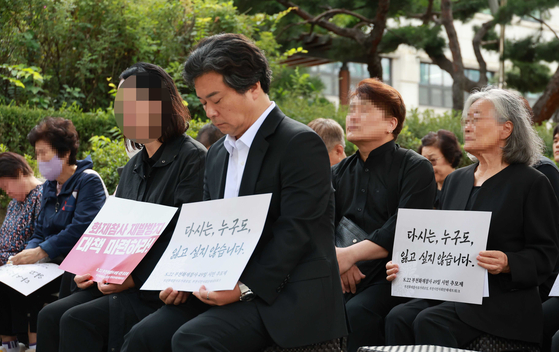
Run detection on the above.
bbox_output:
[332,140,436,285]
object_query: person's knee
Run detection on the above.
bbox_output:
[60,304,86,329]
[171,327,191,350]
[413,308,437,334]
[385,305,408,330]
[122,321,149,350]
[37,301,63,331]
[551,330,559,352]
[37,304,54,326]
[345,298,382,327]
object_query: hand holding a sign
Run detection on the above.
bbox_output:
[193,284,242,306]
[11,247,48,265]
[160,287,190,305]
[386,261,399,282]
[97,275,135,295]
[477,250,510,275]
[75,274,96,289]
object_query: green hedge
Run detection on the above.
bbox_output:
[0,103,117,157]
[0,103,555,211]
[0,103,207,206]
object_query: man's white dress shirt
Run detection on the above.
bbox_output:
[223,102,276,199]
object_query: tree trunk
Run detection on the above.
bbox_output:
[533,66,559,124]
[452,76,465,111]
[441,0,466,112]
[367,52,383,81]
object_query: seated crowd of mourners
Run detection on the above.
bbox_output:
[1,33,559,352]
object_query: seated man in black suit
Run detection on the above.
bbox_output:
[120,33,347,352]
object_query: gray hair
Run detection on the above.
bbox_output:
[307,118,346,151]
[463,87,543,165]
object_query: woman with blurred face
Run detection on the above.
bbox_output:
[385,88,558,348]
[418,130,462,207]
[37,62,207,352]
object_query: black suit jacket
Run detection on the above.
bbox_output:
[204,106,348,347]
[439,163,559,342]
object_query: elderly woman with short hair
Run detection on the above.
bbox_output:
[385,87,559,347]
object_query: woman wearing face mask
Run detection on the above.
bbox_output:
[0,118,108,352]
[36,62,206,352]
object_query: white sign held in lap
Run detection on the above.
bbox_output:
[141,193,272,292]
[392,208,491,305]
[549,275,559,297]
[0,263,64,296]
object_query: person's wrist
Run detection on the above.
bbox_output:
[344,246,359,266]
[238,282,255,301]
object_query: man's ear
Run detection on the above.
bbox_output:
[334,144,345,157]
[248,82,262,101]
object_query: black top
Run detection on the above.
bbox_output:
[204,106,348,347]
[332,140,437,286]
[140,143,166,201]
[116,134,206,298]
[465,186,481,210]
[439,162,559,342]
[533,155,559,300]
[534,155,559,202]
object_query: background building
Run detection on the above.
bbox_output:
[292,8,559,117]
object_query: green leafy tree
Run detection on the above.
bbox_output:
[239,0,559,121]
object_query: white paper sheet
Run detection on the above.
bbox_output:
[391,208,491,305]
[141,194,272,292]
[0,263,64,296]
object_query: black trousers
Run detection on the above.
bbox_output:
[36,288,102,352]
[0,279,60,335]
[385,299,440,345]
[543,297,559,352]
[171,300,273,352]
[385,299,483,347]
[121,296,208,352]
[344,282,409,352]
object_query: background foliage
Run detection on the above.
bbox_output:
[0,0,558,220]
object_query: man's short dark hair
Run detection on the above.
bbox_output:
[183,33,272,94]
[0,152,34,178]
[28,117,80,165]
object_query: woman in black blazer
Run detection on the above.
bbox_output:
[385,87,559,347]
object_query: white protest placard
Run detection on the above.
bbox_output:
[392,208,491,305]
[59,197,178,284]
[549,276,559,296]
[0,263,64,296]
[141,193,272,292]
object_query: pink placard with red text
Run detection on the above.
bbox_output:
[60,197,178,284]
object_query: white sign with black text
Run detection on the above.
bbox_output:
[391,208,491,305]
[141,194,272,292]
[0,263,64,296]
